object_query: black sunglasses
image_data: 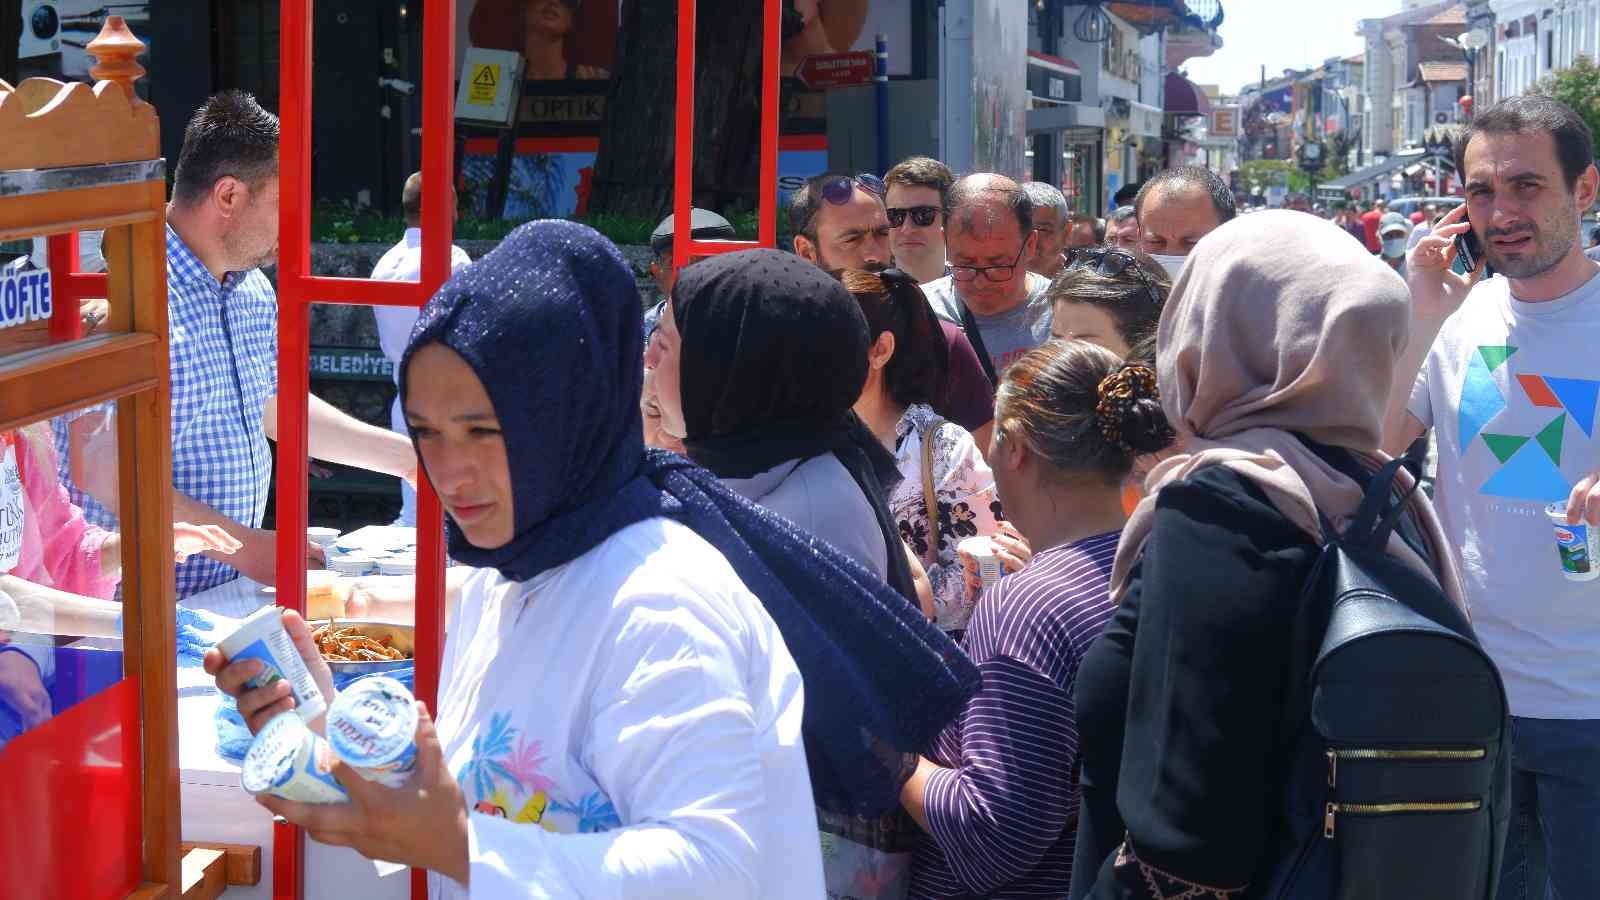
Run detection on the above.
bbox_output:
[818,173,886,205]
[886,205,940,228]
[1064,247,1164,308]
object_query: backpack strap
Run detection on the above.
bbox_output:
[957,302,1000,386]
[920,417,946,569]
[1342,457,1421,553]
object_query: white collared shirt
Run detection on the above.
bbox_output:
[371,227,473,382]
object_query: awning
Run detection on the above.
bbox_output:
[1320,154,1416,192]
[1027,103,1106,133]
[1165,73,1212,117]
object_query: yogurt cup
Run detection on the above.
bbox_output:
[957,536,1005,589]
[241,711,349,804]
[377,556,416,577]
[326,676,419,789]
[216,605,328,722]
[1546,502,1600,582]
[329,553,377,577]
[306,527,341,547]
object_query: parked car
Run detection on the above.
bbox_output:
[1388,195,1464,223]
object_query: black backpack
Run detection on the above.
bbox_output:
[1260,456,1511,900]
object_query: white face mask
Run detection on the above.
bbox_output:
[1382,237,1407,259]
[1150,253,1187,279]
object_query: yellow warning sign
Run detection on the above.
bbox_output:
[468,64,499,106]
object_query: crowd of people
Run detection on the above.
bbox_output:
[2,83,1597,900]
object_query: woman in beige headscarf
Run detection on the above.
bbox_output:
[1066,210,1467,899]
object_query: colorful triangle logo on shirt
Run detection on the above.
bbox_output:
[1478,345,1517,372]
[1516,374,1563,408]
[1543,377,1600,437]
[1481,433,1529,464]
[1480,437,1573,502]
[1459,352,1507,448]
[1536,413,1566,466]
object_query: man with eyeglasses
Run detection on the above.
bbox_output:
[787,172,998,441]
[921,174,1053,383]
[884,156,953,286]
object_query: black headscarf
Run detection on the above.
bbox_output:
[671,249,918,603]
[399,221,977,817]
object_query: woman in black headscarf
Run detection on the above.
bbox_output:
[206,222,976,898]
[651,249,919,602]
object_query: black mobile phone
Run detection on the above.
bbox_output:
[1454,226,1483,272]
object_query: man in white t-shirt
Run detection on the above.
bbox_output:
[1382,95,1600,899]
[371,172,473,526]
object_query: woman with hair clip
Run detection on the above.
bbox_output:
[900,339,1174,899]
[1047,246,1171,357]
[842,267,1016,636]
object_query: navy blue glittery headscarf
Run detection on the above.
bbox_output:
[400,220,979,816]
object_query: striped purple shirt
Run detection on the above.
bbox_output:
[908,531,1120,899]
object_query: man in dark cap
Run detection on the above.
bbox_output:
[641,208,735,453]
[648,207,737,302]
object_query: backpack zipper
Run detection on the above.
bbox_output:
[1323,800,1481,838]
[1326,747,1486,788]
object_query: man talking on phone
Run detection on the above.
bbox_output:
[1382,95,1600,899]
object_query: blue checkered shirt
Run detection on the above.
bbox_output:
[55,225,278,598]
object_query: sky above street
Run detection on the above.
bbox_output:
[1180,0,1415,95]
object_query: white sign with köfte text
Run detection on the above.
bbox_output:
[0,267,53,330]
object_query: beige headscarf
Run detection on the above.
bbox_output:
[1110,210,1468,615]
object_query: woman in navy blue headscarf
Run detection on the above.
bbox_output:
[210,221,977,898]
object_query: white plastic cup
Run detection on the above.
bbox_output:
[957,536,1005,589]
[377,556,416,577]
[1546,502,1600,582]
[329,553,377,577]
[241,711,349,804]
[215,605,328,722]
[326,676,419,789]
[306,527,341,547]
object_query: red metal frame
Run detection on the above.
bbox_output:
[276,1,454,898]
[671,0,783,272]
[44,232,109,342]
[266,0,779,895]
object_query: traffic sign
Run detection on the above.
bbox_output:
[796,51,874,91]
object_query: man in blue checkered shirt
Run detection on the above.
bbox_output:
[55,92,417,600]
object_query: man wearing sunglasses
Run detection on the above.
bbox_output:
[789,171,997,443]
[790,172,895,272]
[922,174,1053,384]
[884,157,954,286]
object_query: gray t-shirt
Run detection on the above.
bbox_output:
[921,272,1053,378]
[1409,267,1600,718]
[720,453,888,581]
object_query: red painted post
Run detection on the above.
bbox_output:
[276,2,453,899]
[274,0,314,896]
[410,0,457,895]
[44,233,85,342]
[673,0,782,275]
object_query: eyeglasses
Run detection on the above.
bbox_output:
[886,205,940,228]
[950,246,1026,283]
[818,173,886,205]
[1064,246,1164,308]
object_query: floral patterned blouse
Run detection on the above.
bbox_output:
[890,404,1002,633]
